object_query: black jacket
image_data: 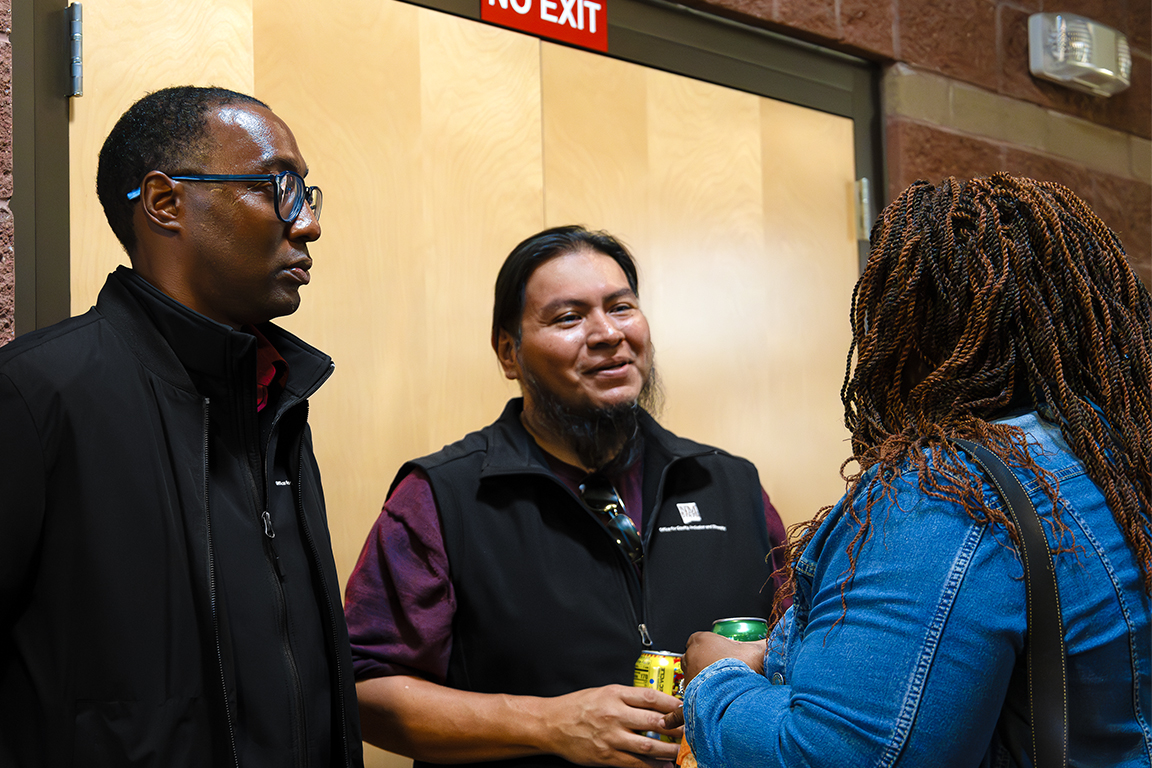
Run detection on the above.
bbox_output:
[400,399,777,768]
[0,269,362,768]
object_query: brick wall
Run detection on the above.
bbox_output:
[689,0,1152,285]
[0,0,11,344]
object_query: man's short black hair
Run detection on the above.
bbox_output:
[491,225,640,350]
[96,85,268,256]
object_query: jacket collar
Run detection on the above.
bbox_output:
[99,266,332,403]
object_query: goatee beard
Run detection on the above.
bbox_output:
[520,364,663,472]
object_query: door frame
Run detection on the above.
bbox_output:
[12,0,72,334]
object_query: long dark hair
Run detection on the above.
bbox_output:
[491,226,640,351]
[773,174,1152,621]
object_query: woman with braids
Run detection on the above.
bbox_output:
[665,173,1152,766]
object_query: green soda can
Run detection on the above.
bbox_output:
[711,617,768,641]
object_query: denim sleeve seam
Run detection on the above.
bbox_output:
[876,522,986,768]
[1058,501,1152,760]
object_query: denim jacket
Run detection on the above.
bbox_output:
[683,410,1152,767]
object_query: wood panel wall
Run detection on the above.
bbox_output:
[70,3,857,765]
[68,0,255,311]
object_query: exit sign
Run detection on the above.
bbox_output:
[481,0,607,52]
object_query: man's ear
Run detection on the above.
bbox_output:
[495,329,521,381]
[138,171,183,234]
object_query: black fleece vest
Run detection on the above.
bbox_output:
[400,401,774,768]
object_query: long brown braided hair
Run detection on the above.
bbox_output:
[771,173,1152,622]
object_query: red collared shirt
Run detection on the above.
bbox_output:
[245,325,289,412]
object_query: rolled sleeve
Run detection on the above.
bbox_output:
[685,659,790,768]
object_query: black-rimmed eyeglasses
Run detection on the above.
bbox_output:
[126,170,323,223]
[579,474,643,568]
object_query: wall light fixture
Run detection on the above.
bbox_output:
[1028,13,1131,97]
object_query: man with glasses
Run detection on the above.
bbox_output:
[0,86,361,767]
[346,226,786,768]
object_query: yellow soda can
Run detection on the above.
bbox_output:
[633,650,683,742]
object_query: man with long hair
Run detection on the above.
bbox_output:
[670,175,1151,766]
[345,226,787,767]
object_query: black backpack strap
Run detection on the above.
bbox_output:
[950,438,1068,767]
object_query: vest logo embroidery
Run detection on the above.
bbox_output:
[660,502,726,533]
[677,502,702,523]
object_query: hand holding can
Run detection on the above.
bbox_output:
[679,620,768,684]
[673,619,769,765]
[633,650,683,742]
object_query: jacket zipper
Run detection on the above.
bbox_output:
[256,405,308,768]
[204,398,241,768]
[562,479,651,650]
[634,455,696,650]
[269,528,308,768]
[628,452,702,650]
[293,402,353,767]
[492,442,718,652]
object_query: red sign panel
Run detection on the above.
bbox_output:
[481,0,607,52]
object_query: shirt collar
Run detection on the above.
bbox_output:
[245,324,289,412]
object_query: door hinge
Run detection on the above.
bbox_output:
[854,177,873,241]
[68,3,82,97]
